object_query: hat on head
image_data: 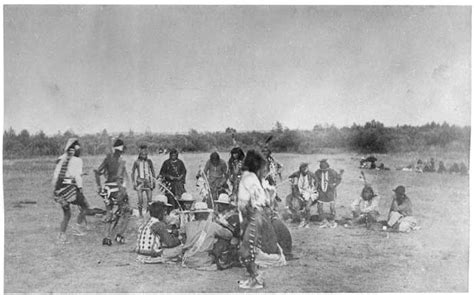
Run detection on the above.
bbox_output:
[179,193,195,203]
[393,185,406,196]
[215,193,231,205]
[113,139,125,151]
[192,201,211,213]
[152,194,172,206]
[64,138,79,152]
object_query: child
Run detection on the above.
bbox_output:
[136,195,183,263]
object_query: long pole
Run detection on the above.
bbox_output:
[155,178,184,212]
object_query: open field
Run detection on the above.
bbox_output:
[3,151,469,292]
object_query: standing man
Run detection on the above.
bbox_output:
[131,144,156,218]
[315,159,342,229]
[52,138,89,243]
[95,139,132,246]
[159,148,187,209]
[203,151,228,206]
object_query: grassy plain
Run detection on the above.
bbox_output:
[3,151,469,292]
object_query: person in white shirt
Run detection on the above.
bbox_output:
[52,138,89,243]
[237,150,284,290]
[350,185,380,228]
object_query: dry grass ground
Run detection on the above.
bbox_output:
[3,151,469,292]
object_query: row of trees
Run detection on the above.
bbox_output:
[3,121,470,158]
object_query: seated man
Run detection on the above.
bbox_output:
[437,161,447,173]
[176,192,195,229]
[212,193,241,270]
[181,202,233,270]
[136,195,183,264]
[415,159,424,173]
[287,163,318,228]
[387,186,419,232]
[351,185,380,228]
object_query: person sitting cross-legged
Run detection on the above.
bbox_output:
[350,185,380,228]
[136,195,183,264]
[387,186,420,233]
[181,201,233,270]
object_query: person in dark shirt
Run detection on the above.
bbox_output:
[203,152,228,205]
[95,139,131,246]
[315,159,342,228]
[228,147,245,198]
[159,148,187,209]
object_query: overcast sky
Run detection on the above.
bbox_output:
[4,5,471,135]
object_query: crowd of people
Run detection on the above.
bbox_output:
[397,157,469,175]
[52,137,423,289]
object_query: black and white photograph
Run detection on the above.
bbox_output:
[2,4,471,292]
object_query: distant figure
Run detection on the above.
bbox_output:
[360,156,377,169]
[423,158,436,173]
[437,161,447,173]
[131,144,156,217]
[459,162,468,176]
[377,163,390,170]
[387,186,419,232]
[159,148,187,209]
[415,159,424,173]
[315,159,342,229]
[351,185,380,228]
[449,163,460,174]
[52,138,89,244]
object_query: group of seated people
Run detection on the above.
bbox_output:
[135,192,287,271]
[286,162,419,233]
[350,184,420,232]
[412,158,468,175]
[359,156,390,170]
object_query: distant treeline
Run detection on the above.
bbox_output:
[3,121,470,159]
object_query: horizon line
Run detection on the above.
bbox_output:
[4,121,471,137]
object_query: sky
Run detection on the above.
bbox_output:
[3,5,471,135]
